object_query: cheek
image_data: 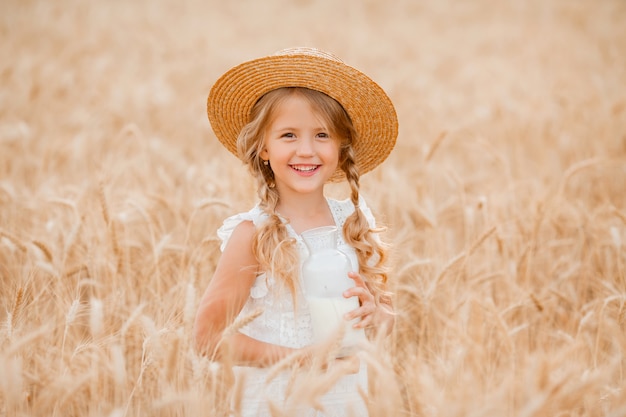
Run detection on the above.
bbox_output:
[327,142,342,161]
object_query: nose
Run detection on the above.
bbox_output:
[295,136,315,156]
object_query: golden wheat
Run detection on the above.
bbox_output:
[1,0,625,416]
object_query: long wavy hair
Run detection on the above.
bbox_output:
[237,87,389,304]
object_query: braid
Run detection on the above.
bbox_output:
[253,180,300,303]
[235,93,300,302]
[341,146,390,302]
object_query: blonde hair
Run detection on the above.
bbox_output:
[237,87,389,303]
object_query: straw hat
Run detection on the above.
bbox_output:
[207,47,398,181]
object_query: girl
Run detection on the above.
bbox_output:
[194,47,398,417]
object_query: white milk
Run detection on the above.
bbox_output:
[306,296,367,354]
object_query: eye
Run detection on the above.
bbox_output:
[316,132,330,139]
[281,132,295,139]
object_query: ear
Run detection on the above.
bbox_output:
[259,148,269,160]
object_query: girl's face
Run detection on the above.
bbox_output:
[260,94,340,196]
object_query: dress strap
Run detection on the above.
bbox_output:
[327,195,377,230]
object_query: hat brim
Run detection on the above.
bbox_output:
[207,49,398,182]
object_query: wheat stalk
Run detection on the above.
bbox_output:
[424,130,448,162]
[165,334,180,382]
[97,182,111,225]
[7,287,25,339]
[435,225,497,285]
[61,299,80,363]
[89,297,104,338]
[31,240,53,262]
[221,309,264,339]
[0,229,28,253]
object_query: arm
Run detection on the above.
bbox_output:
[193,220,298,367]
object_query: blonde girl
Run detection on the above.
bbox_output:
[194,48,398,417]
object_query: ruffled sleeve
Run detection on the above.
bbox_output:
[215,206,270,298]
[216,206,264,252]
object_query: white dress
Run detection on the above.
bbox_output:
[217,196,377,417]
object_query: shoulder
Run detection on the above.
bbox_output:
[222,219,255,253]
[217,205,265,251]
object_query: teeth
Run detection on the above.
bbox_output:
[292,165,317,172]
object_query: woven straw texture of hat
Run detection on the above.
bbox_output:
[207,47,398,182]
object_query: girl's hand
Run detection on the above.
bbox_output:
[343,271,378,329]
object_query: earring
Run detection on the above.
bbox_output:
[263,160,269,166]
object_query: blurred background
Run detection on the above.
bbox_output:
[1,0,625,415]
[3,0,624,191]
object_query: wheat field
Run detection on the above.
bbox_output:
[1,0,625,416]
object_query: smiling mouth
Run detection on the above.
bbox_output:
[290,165,320,173]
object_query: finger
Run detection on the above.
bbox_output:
[346,272,376,304]
[353,313,374,329]
[342,286,371,299]
[347,271,366,287]
[344,305,364,321]
[344,302,376,321]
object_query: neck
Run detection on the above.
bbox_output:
[274,190,333,233]
[276,191,327,218]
